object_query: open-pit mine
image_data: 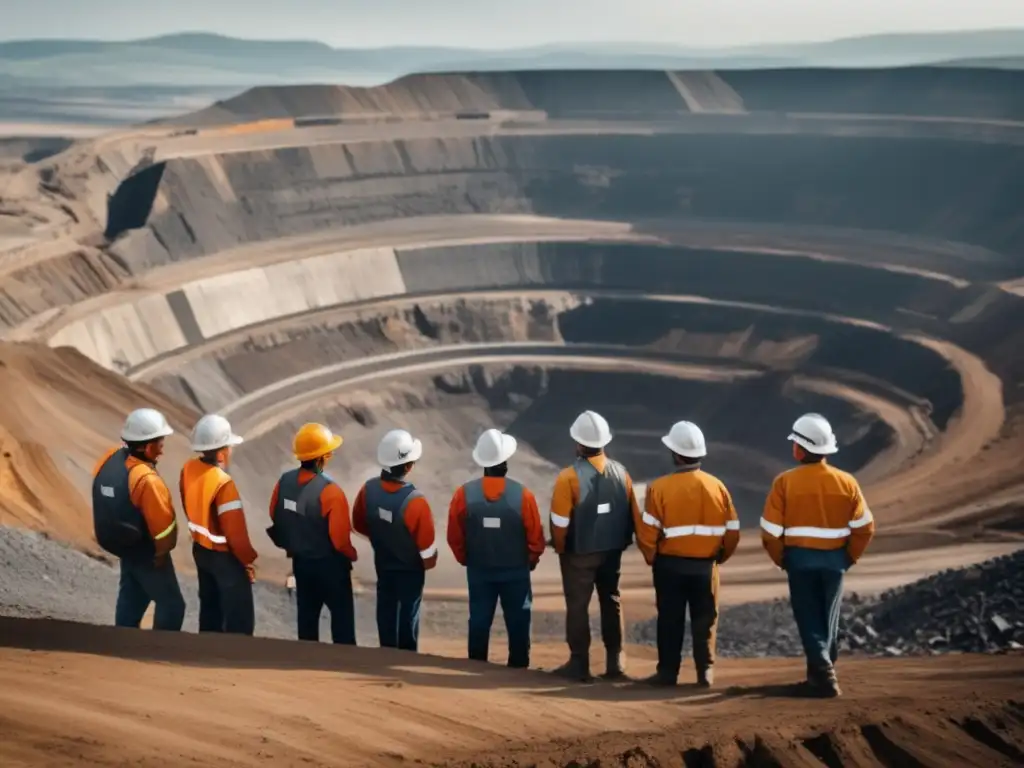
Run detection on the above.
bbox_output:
[1,68,1023,766]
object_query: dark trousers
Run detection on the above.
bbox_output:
[787,567,844,672]
[652,559,719,681]
[467,566,532,668]
[115,557,186,631]
[193,543,255,636]
[376,569,425,651]
[558,550,624,659]
[293,555,356,644]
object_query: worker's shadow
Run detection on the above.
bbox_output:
[718,681,822,700]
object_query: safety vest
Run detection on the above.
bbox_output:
[271,469,335,560]
[363,478,424,572]
[463,478,529,570]
[181,457,233,553]
[92,447,155,561]
[567,457,632,555]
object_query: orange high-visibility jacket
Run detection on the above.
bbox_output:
[637,466,740,565]
[179,458,258,565]
[548,454,641,554]
[92,447,178,557]
[760,462,875,568]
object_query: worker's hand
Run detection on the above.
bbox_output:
[245,563,257,584]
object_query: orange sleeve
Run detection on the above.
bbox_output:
[720,483,741,564]
[322,484,358,562]
[130,469,178,557]
[637,483,661,565]
[446,486,468,567]
[522,488,545,565]
[846,481,876,565]
[404,497,437,570]
[549,468,576,554]
[352,485,369,538]
[215,480,258,566]
[268,480,280,523]
[761,475,786,568]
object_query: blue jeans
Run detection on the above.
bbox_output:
[376,569,425,651]
[787,567,844,671]
[115,556,185,631]
[467,566,532,668]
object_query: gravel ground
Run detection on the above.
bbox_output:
[0,526,586,648]
[629,549,1024,658]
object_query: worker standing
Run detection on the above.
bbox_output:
[636,421,740,688]
[447,429,546,668]
[761,413,876,698]
[92,408,185,631]
[180,414,258,635]
[549,410,640,682]
[267,423,358,644]
[353,429,437,652]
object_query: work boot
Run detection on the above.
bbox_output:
[806,665,841,698]
[552,655,592,682]
[696,666,715,688]
[600,648,628,680]
[821,667,842,698]
[640,672,676,687]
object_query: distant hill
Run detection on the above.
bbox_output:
[3,29,1024,89]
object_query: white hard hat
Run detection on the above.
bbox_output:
[570,410,613,449]
[121,408,174,443]
[190,414,244,452]
[472,428,518,468]
[377,428,423,468]
[788,413,838,455]
[661,420,707,459]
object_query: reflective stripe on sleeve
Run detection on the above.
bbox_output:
[188,521,227,544]
[217,500,243,515]
[550,512,571,529]
[153,519,177,540]
[725,519,740,531]
[849,508,874,529]
[641,511,662,529]
[420,542,438,559]
[760,517,785,538]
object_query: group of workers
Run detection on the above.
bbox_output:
[92,405,874,699]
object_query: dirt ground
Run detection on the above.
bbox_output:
[0,617,1021,768]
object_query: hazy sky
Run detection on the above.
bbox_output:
[4,0,1024,48]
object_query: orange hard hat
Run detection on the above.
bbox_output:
[293,423,343,462]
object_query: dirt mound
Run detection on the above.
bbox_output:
[0,342,196,550]
[0,616,1021,767]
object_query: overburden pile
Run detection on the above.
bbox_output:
[630,549,1024,657]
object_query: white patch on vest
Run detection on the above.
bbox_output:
[483,517,501,529]
[100,486,115,498]
[378,508,393,523]
[283,499,297,512]
[597,502,611,515]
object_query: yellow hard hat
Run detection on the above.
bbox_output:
[293,423,343,462]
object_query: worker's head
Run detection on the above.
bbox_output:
[569,411,612,458]
[293,423,343,469]
[787,413,837,464]
[472,428,516,477]
[661,421,707,467]
[121,408,175,464]
[190,414,244,468]
[377,429,422,475]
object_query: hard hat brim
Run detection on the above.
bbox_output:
[122,425,175,442]
[296,433,343,462]
[192,433,244,452]
[788,433,838,455]
[472,434,518,468]
[661,433,706,459]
